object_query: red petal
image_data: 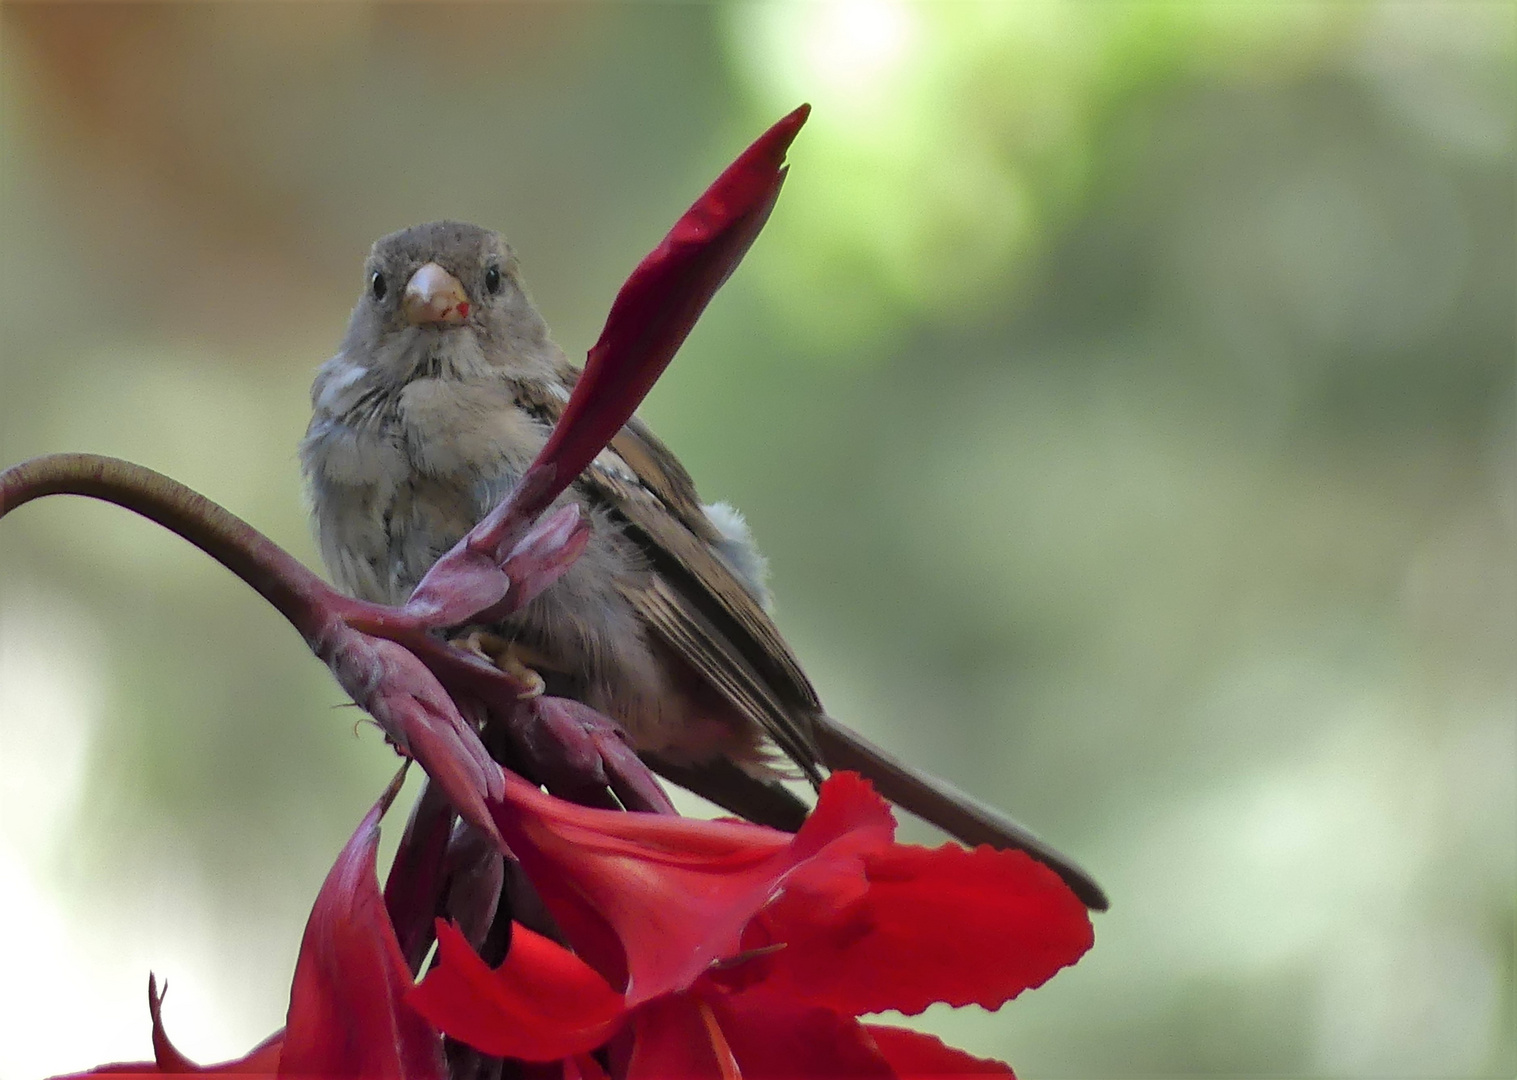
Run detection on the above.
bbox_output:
[747,840,1094,1017]
[406,503,589,628]
[278,779,446,1079]
[152,982,284,1074]
[622,995,718,1080]
[493,769,785,1001]
[489,770,1089,1023]
[490,505,592,614]
[704,988,896,1080]
[625,986,896,1080]
[397,543,511,629]
[523,105,809,522]
[490,766,892,1006]
[410,921,625,1061]
[865,1026,1015,1079]
[383,779,457,973]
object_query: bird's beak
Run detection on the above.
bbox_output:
[402,263,471,326]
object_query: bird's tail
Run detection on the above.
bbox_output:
[812,714,1109,911]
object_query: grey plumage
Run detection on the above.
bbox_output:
[302,221,776,769]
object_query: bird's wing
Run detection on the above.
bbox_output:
[509,374,1111,908]
[514,376,825,782]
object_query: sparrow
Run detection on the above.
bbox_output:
[302,221,1107,909]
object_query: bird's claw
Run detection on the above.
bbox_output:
[453,631,547,700]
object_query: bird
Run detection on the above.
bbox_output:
[302,221,1107,910]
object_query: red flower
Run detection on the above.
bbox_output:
[409,773,1092,1078]
[65,773,445,1080]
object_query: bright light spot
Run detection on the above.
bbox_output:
[0,846,144,1078]
[732,0,923,126]
[0,592,267,1076]
[0,593,101,866]
[800,0,917,101]
[0,594,111,1078]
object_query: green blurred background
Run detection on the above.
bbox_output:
[0,3,1512,1076]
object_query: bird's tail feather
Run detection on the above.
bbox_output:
[812,714,1109,911]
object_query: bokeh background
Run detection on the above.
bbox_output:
[1,3,1512,1077]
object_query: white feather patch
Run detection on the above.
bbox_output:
[703,501,773,610]
[314,356,368,412]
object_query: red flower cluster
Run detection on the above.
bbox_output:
[413,769,1092,1078]
[5,106,1097,1080]
[80,768,1090,1079]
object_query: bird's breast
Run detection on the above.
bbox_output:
[395,377,546,477]
[305,373,548,604]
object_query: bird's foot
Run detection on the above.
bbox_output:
[453,631,547,700]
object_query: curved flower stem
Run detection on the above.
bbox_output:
[0,453,493,663]
[0,452,349,642]
[0,452,665,810]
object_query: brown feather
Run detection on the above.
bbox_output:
[641,753,811,832]
[512,376,825,780]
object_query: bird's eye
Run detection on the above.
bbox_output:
[370,271,387,300]
[484,265,502,295]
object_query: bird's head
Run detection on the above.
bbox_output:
[342,221,558,384]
